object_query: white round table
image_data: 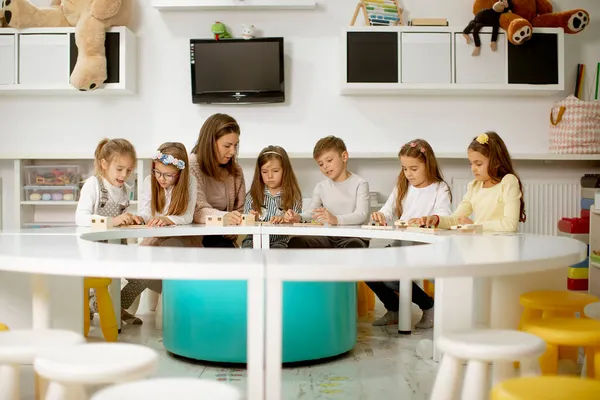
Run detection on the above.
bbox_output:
[0,224,586,400]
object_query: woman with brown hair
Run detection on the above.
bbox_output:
[189,113,246,248]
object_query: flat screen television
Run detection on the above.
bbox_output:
[190,37,285,104]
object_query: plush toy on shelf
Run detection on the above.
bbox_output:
[211,21,231,40]
[463,0,511,56]
[472,0,589,46]
[241,24,255,40]
[0,0,132,91]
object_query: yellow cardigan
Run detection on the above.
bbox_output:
[438,174,522,232]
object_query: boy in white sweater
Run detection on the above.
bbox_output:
[285,136,370,248]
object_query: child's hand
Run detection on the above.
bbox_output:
[283,209,300,223]
[147,216,174,227]
[113,213,135,226]
[249,210,260,219]
[407,218,421,225]
[371,212,386,226]
[270,216,286,224]
[225,211,243,225]
[313,207,338,225]
[418,215,439,227]
[132,215,145,225]
[457,216,474,224]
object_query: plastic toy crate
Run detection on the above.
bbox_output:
[558,217,590,234]
[23,185,79,201]
[24,165,80,186]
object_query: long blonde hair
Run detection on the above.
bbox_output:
[395,139,451,218]
[249,146,302,212]
[151,142,190,217]
[93,138,137,177]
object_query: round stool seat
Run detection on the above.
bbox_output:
[584,301,600,320]
[0,329,84,363]
[522,317,600,347]
[91,378,243,400]
[437,330,546,361]
[34,343,158,384]
[519,291,598,312]
[491,376,600,400]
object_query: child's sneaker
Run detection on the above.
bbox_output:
[372,311,398,326]
[415,308,434,329]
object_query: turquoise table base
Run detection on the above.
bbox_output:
[162,280,357,363]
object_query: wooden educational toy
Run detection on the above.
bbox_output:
[394,220,409,228]
[406,226,443,233]
[350,0,404,26]
[450,224,483,233]
[241,214,256,226]
[206,215,226,227]
[293,220,324,227]
[362,223,394,230]
[90,215,112,232]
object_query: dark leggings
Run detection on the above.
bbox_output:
[202,235,236,248]
[287,236,369,249]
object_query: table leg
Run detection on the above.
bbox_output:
[474,277,492,329]
[252,234,261,249]
[265,278,283,400]
[261,234,270,250]
[31,275,50,329]
[433,277,476,362]
[398,279,412,334]
[247,276,265,400]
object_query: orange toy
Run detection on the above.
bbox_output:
[472,0,589,46]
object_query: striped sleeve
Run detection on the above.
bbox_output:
[243,192,253,214]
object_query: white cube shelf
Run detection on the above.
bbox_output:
[152,0,316,10]
[0,26,136,95]
[341,26,564,96]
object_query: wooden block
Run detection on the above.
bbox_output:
[241,214,256,226]
[362,224,394,230]
[293,221,324,227]
[206,215,226,226]
[450,224,483,233]
[406,226,443,233]
[394,220,409,228]
[90,215,112,232]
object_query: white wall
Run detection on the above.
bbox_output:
[0,0,598,229]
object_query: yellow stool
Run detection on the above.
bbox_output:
[491,376,600,400]
[518,290,599,363]
[84,277,118,342]
[522,317,600,378]
[0,323,8,331]
[357,282,375,317]
[424,279,435,298]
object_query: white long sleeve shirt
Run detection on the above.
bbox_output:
[301,173,370,225]
[378,182,452,224]
[75,176,133,227]
[137,175,197,225]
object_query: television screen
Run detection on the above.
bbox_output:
[190,37,285,104]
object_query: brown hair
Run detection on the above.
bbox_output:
[191,113,241,180]
[249,146,302,212]
[395,139,452,219]
[468,131,526,223]
[94,138,137,177]
[151,142,190,217]
[312,135,347,159]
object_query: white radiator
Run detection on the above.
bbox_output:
[451,178,580,235]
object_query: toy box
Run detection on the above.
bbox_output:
[567,277,588,291]
[557,217,590,234]
[24,165,80,186]
[23,185,79,202]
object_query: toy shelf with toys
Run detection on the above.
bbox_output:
[0,26,136,94]
[151,0,316,10]
[341,25,564,96]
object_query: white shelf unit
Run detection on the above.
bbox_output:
[341,26,565,96]
[0,26,136,94]
[152,0,316,10]
[589,205,600,298]
[14,159,148,229]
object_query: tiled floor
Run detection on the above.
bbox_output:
[19,303,438,399]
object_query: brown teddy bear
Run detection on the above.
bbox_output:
[1,0,132,91]
[473,0,589,46]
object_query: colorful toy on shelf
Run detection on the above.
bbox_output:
[29,168,78,186]
[350,0,404,26]
[462,0,511,56]
[558,217,590,234]
[211,21,232,40]
[241,24,255,40]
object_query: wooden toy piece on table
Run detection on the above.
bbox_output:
[450,224,483,233]
[362,221,394,230]
[206,215,227,226]
[293,220,325,227]
[240,214,256,226]
[394,220,409,228]
[91,215,113,232]
[350,0,404,26]
[406,225,443,233]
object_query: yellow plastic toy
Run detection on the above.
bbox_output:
[84,277,118,342]
[491,375,600,399]
[357,282,375,317]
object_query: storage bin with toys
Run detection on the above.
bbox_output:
[24,185,79,202]
[22,165,81,202]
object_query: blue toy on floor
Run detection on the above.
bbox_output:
[162,280,357,363]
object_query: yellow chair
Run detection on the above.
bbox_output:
[357,282,375,317]
[522,317,600,378]
[491,376,600,400]
[84,277,118,342]
[424,279,435,298]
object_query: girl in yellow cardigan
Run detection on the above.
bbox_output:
[421,132,526,232]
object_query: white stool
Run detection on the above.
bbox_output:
[34,343,158,400]
[0,329,85,400]
[584,301,600,320]
[430,329,546,400]
[90,378,243,399]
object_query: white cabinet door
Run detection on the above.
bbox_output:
[19,34,70,85]
[455,32,506,84]
[0,35,15,85]
[401,33,451,84]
